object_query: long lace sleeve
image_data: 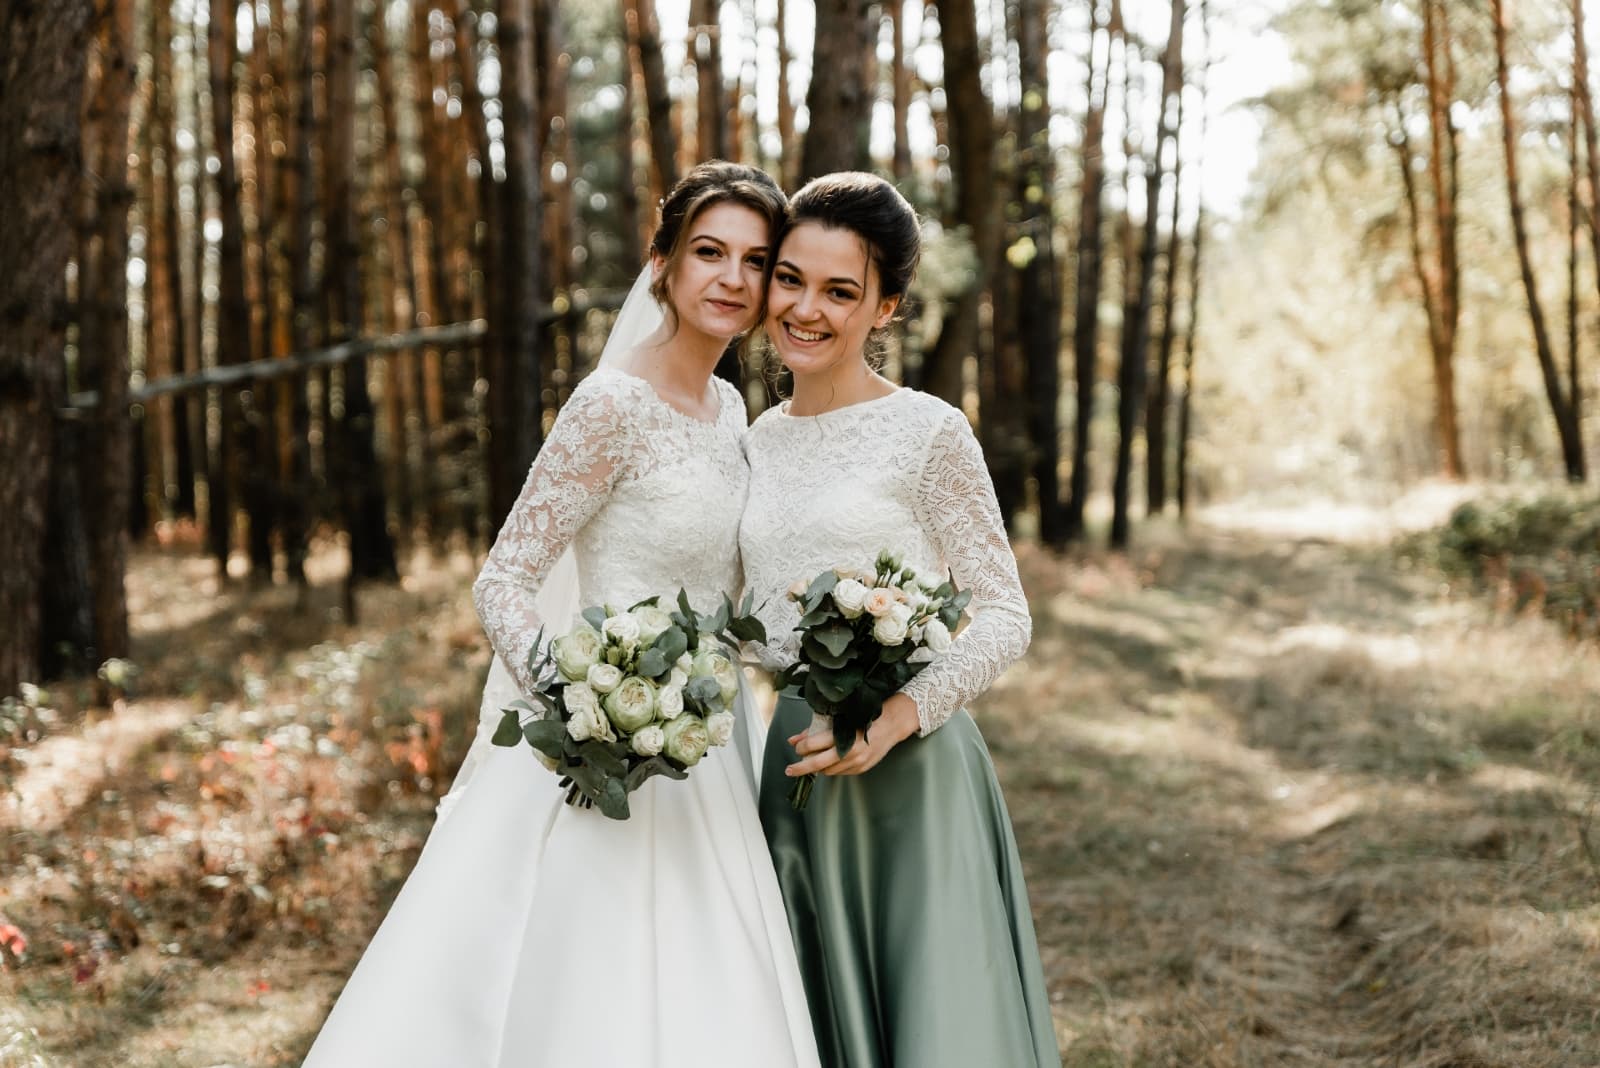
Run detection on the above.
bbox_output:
[471,381,633,696]
[899,409,1033,735]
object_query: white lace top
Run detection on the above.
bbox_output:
[739,388,1032,736]
[472,367,750,697]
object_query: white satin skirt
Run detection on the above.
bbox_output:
[303,658,818,1068]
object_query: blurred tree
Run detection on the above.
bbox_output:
[1067,0,1109,541]
[800,0,875,181]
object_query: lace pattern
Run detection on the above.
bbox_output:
[739,389,1031,735]
[473,367,749,698]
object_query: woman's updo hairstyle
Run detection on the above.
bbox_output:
[784,172,922,303]
[648,160,787,330]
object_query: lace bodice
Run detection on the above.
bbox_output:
[473,367,749,696]
[739,388,1031,735]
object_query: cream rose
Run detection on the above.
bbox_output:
[705,711,737,747]
[630,603,674,645]
[656,685,685,720]
[630,724,666,757]
[603,675,658,733]
[602,613,642,647]
[787,578,809,601]
[564,682,610,741]
[872,613,910,646]
[693,650,739,704]
[662,714,711,766]
[552,625,603,681]
[863,587,898,618]
[832,578,869,618]
[587,662,624,694]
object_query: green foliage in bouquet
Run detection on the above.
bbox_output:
[776,551,971,809]
[491,590,767,820]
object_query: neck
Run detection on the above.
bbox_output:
[788,355,884,417]
[629,317,730,398]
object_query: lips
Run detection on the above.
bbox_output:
[707,299,746,313]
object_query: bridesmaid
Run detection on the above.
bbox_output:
[740,172,1059,1067]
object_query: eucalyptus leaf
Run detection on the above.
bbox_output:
[582,606,609,632]
[677,588,695,619]
[566,760,604,797]
[652,626,688,663]
[597,778,631,820]
[812,665,864,703]
[802,634,854,669]
[724,615,767,644]
[813,622,855,657]
[578,740,628,777]
[796,607,836,629]
[636,649,669,678]
[522,717,567,757]
[492,708,523,747]
[628,595,661,611]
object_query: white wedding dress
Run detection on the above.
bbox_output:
[303,363,818,1067]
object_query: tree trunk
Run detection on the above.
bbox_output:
[627,0,678,199]
[1066,0,1108,541]
[890,0,912,180]
[1176,0,1210,518]
[76,0,138,663]
[800,0,875,181]
[616,0,645,266]
[1493,0,1584,480]
[1421,0,1464,479]
[775,0,796,187]
[691,0,727,161]
[923,0,997,407]
[246,0,282,578]
[1110,0,1182,550]
[1146,84,1184,516]
[490,0,546,532]
[0,0,95,693]
[327,0,397,597]
[1570,0,1595,476]
[1016,0,1064,546]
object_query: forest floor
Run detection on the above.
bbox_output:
[2,493,1597,1068]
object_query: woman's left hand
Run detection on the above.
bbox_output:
[785,694,921,778]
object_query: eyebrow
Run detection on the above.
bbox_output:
[774,258,863,288]
[689,234,769,253]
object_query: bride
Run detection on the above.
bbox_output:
[304,162,819,1068]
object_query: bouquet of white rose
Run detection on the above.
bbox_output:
[492,590,766,820]
[776,550,971,809]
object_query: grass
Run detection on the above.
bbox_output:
[2,510,1598,1067]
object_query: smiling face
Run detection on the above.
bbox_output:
[653,201,772,341]
[765,221,900,381]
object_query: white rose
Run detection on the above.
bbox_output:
[832,579,869,618]
[630,603,674,645]
[668,668,689,690]
[602,613,642,646]
[662,715,711,766]
[908,646,937,664]
[705,711,737,747]
[674,653,694,674]
[587,663,624,694]
[922,617,952,653]
[603,675,658,732]
[863,588,897,618]
[872,613,909,646]
[631,724,666,757]
[657,685,685,720]
[888,602,913,626]
[563,682,608,741]
[551,625,603,681]
[693,650,739,704]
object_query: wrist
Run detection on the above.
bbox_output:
[885,693,922,741]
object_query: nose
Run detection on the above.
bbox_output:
[719,255,745,289]
[792,286,820,321]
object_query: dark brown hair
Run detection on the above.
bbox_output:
[648,160,787,333]
[784,172,921,302]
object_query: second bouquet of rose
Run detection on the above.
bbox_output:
[491,590,766,820]
[776,551,971,809]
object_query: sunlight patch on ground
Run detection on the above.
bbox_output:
[1199,481,1479,544]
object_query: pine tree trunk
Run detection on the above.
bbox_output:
[800,0,875,181]
[627,0,678,198]
[1493,0,1584,480]
[0,0,95,694]
[1421,0,1464,478]
[1146,85,1184,516]
[691,0,727,161]
[775,0,796,187]
[1176,0,1210,519]
[923,0,997,407]
[328,0,397,597]
[1066,0,1108,541]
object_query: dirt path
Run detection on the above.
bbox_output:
[2,522,1596,1067]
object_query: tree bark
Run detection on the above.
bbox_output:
[1110,0,1182,549]
[1421,0,1464,478]
[327,0,398,594]
[775,0,796,187]
[1146,83,1184,515]
[800,0,875,181]
[1176,0,1209,518]
[490,0,546,532]
[627,0,678,199]
[923,0,998,407]
[1494,0,1584,481]
[1066,0,1108,541]
[0,0,95,693]
[691,0,727,161]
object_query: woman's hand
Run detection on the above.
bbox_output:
[785,694,921,778]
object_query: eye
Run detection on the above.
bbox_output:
[695,245,721,259]
[746,254,767,270]
[830,287,859,302]
[775,270,800,287]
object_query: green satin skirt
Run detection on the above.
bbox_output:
[758,693,1060,1068]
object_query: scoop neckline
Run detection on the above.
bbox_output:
[775,386,907,421]
[590,365,726,426]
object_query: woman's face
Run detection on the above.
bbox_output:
[765,221,899,381]
[654,201,772,339]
